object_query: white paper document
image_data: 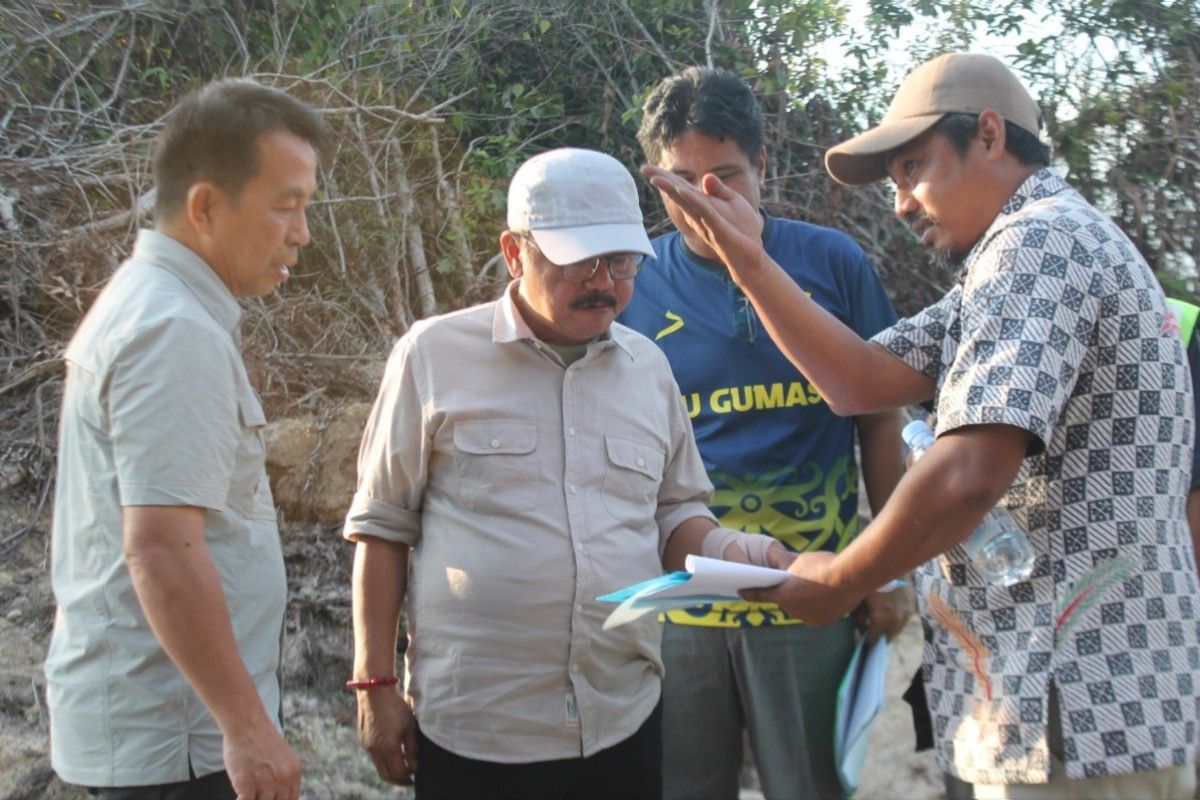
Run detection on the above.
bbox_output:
[835,635,892,795]
[595,555,788,629]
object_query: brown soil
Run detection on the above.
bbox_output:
[0,490,946,800]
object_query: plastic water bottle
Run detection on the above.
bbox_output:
[901,419,1035,586]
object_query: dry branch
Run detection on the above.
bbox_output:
[61,188,155,238]
[0,359,63,400]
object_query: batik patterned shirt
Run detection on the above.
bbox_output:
[874,168,1199,784]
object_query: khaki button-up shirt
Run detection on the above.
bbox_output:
[344,282,715,762]
[45,230,286,787]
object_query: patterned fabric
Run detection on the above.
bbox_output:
[619,216,897,626]
[874,169,1200,784]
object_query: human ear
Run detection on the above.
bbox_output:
[756,147,767,182]
[977,109,1007,159]
[184,183,219,236]
[499,230,525,278]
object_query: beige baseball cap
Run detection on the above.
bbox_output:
[824,52,1042,186]
[507,148,654,264]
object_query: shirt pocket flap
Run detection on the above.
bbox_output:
[604,434,664,479]
[453,420,537,455]
[238,392,267,428]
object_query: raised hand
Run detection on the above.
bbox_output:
[641,165,768,284]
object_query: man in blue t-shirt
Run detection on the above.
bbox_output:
[619,67,913,799]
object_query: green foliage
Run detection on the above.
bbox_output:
[3,0,1196,416]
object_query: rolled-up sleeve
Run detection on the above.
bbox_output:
[654,386,715,554]
[343,335,430,544]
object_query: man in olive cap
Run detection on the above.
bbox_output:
[643,52,1198,799]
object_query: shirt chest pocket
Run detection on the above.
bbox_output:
[452,420,539,513]
[601,434,665,527]
[227,391,276,521]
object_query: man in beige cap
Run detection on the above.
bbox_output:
[642,53,1199,799]
[344,148,792,799]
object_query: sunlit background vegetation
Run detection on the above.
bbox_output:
[1,0,1197,508]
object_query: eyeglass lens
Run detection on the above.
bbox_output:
[561,254,643,282]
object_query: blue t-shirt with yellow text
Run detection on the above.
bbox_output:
[618,216,897,626]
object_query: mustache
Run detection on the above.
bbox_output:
[570,291,618,310]
[906,214,937,234]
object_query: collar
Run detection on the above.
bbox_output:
[958,168,1072,283]
[132,229,242,334]
[492,280,634,360]
[995,167,1072,218]
[682,209,773,277]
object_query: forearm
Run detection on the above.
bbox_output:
[732,251,933,415]
[663,516,793,572]
[856,409,907,517]
[824,425,1028,595]
[123,506,273,737]
[351,537,410,680]
[661,516,717,572]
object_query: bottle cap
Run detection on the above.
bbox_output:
[901,419,936,450]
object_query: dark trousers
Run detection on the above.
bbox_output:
[415,701,663,800]
[87,770,235,800]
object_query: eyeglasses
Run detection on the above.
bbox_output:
[730,283,756,344]
[553,253,645,283]
[515,233,644,282]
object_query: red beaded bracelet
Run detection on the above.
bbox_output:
[345,676,400,690]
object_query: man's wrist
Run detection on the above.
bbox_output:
[821,553,874,603]
[216,703,280,741]
[701,526,779,567]
[347,675,399,690]
[730,249,779,291]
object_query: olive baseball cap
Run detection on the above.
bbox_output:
[824,52,1042,186]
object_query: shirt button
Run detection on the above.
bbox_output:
[636,456,645,467]
[575,603,583,612]
[569,484,578,494]
[490,438,500,448]
[568,426,576,436]
[571,664,580,673]
[575,543,584,552]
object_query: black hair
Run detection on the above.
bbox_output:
[932,112,1050,167]
[154,79,328,220]
[637,67,763,164]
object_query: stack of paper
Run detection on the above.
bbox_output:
[835,635,892,795]
[595,555,788,629]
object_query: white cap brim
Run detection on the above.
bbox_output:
[530,222,655,264]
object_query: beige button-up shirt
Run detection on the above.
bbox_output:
[45,230,286,787]
[344,282,715,762]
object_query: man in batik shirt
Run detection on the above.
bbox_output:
[644,52,1199,800]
